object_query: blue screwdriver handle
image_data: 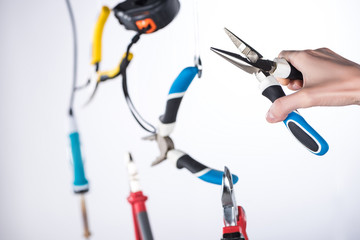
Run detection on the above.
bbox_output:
[261,84,329,155]
[167,149,239,185]
[69,117,89,193]
[158,67,198,136]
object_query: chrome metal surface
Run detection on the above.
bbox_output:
[224,28,260,63]
[211,47,260,75]
[222,166,239,227]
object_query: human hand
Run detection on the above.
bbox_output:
[266,48,360,123]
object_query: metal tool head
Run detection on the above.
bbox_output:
[224,27,262,63]
[194,55,202,78]
[210,47,260,75]
[143,134,175,166]
[222,166,239,227]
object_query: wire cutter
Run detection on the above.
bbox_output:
[221,166,248,240]
[211,28,329,156]
[143,67,238,185]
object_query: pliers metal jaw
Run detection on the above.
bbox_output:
[211,28,329,156]
[221,167,248,240]
[222,167,239,227]
[143,134,174,166]
[143,66,239,185]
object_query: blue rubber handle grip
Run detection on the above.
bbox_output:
[176,154,239,185]
[168,67,198,95]
[262,85,328,155]
[283,111,329,156]
[198,169,239,185]
[160,67,198,124]
[69,131,89,192]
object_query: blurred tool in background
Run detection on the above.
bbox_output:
[65,0,91,238]
[125,153,154,240]
[221,167,248,240]
[144,66,239,185]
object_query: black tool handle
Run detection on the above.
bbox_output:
[221,233,245,240]
[137,211,154,240]
[287,62,303,80]
[159,67,198,124]
[173,152,239,185]
[273,58,303,80]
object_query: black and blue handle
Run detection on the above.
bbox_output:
[262,85,329,155]
[158,67,198,136]
[167,149,239,185]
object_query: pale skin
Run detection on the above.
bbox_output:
[266,48,360,123]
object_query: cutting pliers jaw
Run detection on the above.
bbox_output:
[142,134,175,166]
[222,167,239,227]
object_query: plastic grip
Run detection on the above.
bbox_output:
[199,169,239,185]
[287,62,303,80]
[137,212,154,240]
[160,67,198,124]
[262,85,328,155]
[283,111,329,155]
[168,67,198,94]
[273,58,303,80]
[176,154,239,185]
[91,6,110,65]
[69,132,89,192]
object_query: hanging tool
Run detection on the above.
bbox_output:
[211,28,329,156]
[69,116,91,238]
[125,153,154,240]
[113,0,180,33]
[65,0,91,237]
[85,0,181,105]
[84,2,181,134]
[143,67,239,185]
[221,167,248,240]
[193,0,202,78]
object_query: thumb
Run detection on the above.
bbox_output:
[266,89,312,123]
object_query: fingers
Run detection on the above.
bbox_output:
[278,50,301,64]
[266,89,313,123]
[288,79,303,90]
[277,78,303,91]
[277,78,290,86]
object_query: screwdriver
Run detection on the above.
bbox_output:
[69,115,91,238]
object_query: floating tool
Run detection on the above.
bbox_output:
[65,0,91,237]
[125,153,154,240]
[221,167,248,240]
[144,67,239,185]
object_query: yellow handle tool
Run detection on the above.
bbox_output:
[91,6,110,66]
[96,53,133,82]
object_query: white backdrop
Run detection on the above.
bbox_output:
[1,0,360,239]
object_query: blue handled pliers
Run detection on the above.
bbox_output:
[211,28,329,156]
[143,65,238,185]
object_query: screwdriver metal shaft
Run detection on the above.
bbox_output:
[80,194,91,239]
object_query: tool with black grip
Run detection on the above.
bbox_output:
[113,0,180,34]
[221,167,248,240]
[143,65,238,185]
[125,153,154,240]
[211,28,329,156]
